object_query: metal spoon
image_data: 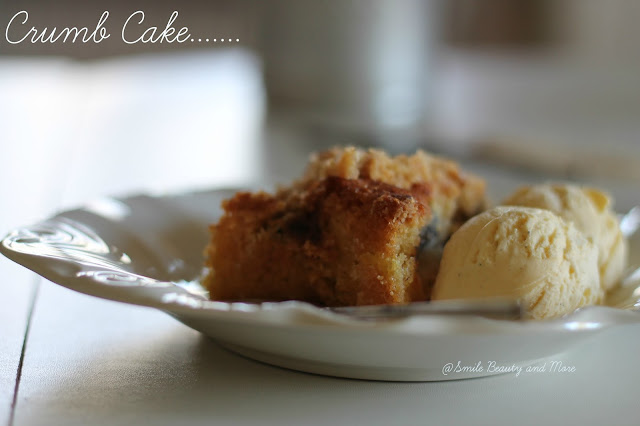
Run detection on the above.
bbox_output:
[329,299,523,320]
[620,206,640,237]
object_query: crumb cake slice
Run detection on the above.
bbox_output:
[205,177,430,306]
[204,147,486,306]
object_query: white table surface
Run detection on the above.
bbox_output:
[2,52,640,426]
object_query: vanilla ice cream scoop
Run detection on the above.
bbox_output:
[431,206,602,320]
[502,184,627,291]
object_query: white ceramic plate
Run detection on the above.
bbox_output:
[2,188,639,381]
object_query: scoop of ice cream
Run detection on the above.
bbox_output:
[431,206,602,319]
[502,184,627,291]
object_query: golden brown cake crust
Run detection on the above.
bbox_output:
[300,146,486,237]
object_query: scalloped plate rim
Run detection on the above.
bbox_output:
[2,188,639,380]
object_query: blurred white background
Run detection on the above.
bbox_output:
[0,0,639,220]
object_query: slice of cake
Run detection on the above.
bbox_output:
[205,177,430,305]
[204,147,486,306]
